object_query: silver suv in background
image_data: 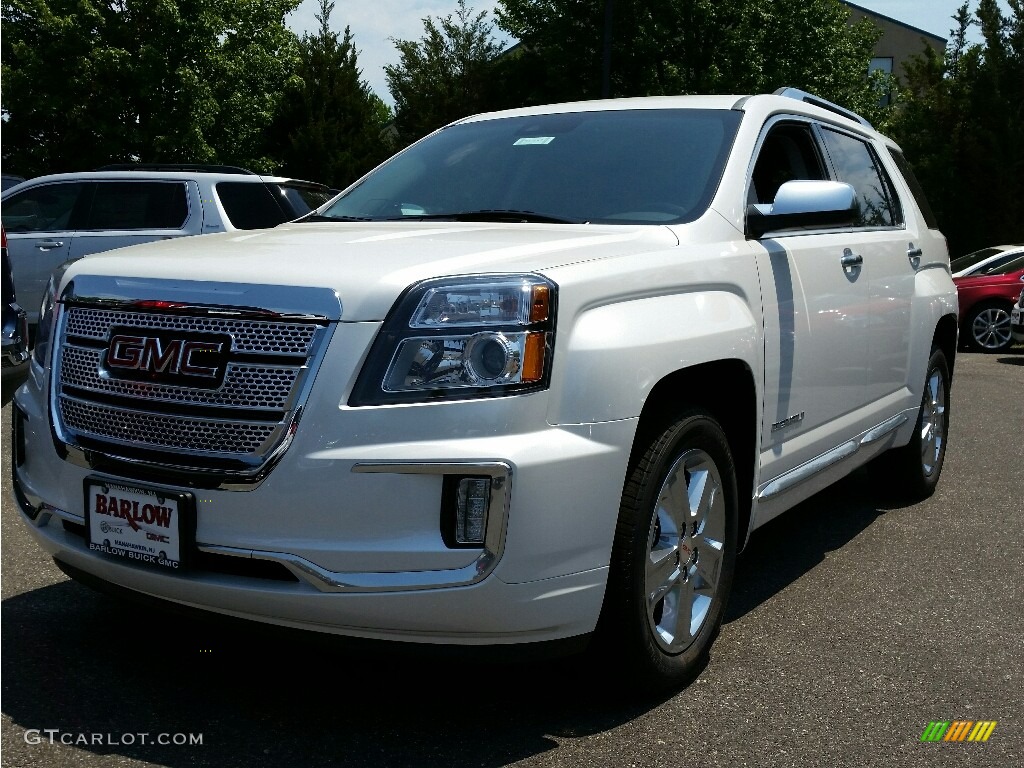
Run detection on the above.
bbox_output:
[0,165,335,327]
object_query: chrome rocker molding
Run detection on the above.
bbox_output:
[756,412,910,501]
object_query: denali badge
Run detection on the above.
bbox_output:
[771,411,806,432]
[105,330,231,388]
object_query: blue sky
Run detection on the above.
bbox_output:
[286,1,1014,104]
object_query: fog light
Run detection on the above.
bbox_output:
[455,477,490,545]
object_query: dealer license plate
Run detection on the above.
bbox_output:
[84,479,191,570]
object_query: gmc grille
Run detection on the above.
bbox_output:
[51,299,336,485]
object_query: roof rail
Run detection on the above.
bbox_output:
[94,163,258,175]
[773,87,873,129]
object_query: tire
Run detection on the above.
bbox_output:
[882,347,951,500]
[964,301,1014,352]
[597,410,738,691]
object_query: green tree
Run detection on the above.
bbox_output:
[1,0,301,176]
[496,0,887,114]
[269,0,392,188]
[716,0,888,122]
[385,0,506,145]
[890,0,1024,254]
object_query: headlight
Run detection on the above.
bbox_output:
[350,274,557,405]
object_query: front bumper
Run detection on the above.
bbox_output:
[13,357,636,644]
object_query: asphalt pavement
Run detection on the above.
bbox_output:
[2,351,1021,768]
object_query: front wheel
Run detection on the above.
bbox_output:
[597,410,738,690]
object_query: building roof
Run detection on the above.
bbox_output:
[843,1,947,45]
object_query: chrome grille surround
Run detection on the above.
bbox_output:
[50,277,342,487]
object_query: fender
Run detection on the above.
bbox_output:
[897,261,959,443]
[548,288,761,426]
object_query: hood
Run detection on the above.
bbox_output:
[64,222,679,321]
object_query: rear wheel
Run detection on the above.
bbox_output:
[880,347,950,500]
[598,410,738,690]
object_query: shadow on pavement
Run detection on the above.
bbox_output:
[2,576,670,768]
[727,467,885,623]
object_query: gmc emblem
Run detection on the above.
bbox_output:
[105,330,231,388]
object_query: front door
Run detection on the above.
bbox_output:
[1,181,82,325]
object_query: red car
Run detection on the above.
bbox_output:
[954,254,1024,352]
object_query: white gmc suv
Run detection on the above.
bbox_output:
[12,89,958,689]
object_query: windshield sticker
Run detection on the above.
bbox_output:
[514,137,556,146]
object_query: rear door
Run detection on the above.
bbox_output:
[817,126,914,416]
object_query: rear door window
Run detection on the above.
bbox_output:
[820,128,902,227]
[83,182,189,230]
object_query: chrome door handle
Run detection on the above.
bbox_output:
[907,243,923,269]
[36,240,65,251]
[841,248,863,268]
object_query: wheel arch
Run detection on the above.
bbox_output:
[627,359,759,551]
[933,312,958,379]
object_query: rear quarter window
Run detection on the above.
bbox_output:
[887,148,938,229]
[216,182,289,230]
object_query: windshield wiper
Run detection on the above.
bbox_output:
[384,209,583,224]
[298,214,375,222]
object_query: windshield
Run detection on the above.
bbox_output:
[318,109,742,225]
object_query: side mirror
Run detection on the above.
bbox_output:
[746,180,857,239]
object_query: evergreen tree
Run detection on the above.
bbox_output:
[270,0,392,188]
[890,0,1024,255]
[385,0,506,145]
[496,0,886,115]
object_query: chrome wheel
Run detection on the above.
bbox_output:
[601,410,737,689]
[645,448,726,654]
[970,306,1012,351]
[919,366,946,477]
